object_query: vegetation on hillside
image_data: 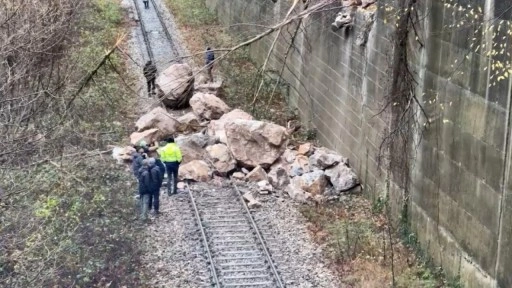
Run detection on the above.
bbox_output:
[0,0,143,286]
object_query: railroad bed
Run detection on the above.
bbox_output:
[132,0,180,68]
[181,182,285,288]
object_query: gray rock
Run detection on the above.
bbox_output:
[325,164,359,192]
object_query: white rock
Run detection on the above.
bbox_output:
[177,112,201,133]
[242,191,262,208]
[179,160,211,182]
[226,119,288,168]
[297,170,328,196]
[309,147,347,170]
[257,180,273,193]
[190,93,230,120]
[297,143,314,156]
[285,181,311,203]
[135,107,180,140]
[325,164,359,192]
[130,128,159,145]
[206,144,236,175]
[232,172,245,180]
[245,165,268,182]
[208,109,253,144]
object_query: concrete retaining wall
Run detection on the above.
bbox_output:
[205,0,512,286]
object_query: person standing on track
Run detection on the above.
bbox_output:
[143,0,149,9]
[147,158,163,216]
[138,159,153,220]
[143,60,157,96]
[157,137,182,196]
[205,47,214,82]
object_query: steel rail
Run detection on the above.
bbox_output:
[131,0,154,61]
[231,181,285,288]
[186,182,221,287]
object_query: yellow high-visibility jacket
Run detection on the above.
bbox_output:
[158,142,182,163]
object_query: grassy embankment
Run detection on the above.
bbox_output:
[0,0,145,286]
[165,0,462,287]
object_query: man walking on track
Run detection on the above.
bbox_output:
[143,60,157,96]
[143,0,149,9]
[158,137,182,196]
[205,47,214,82]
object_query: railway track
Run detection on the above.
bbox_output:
[132,0,181,65]
[185,182,285,288]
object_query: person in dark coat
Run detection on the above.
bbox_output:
[143,0,149,9]
[147,158,163,215]
[205,47,214,82]
[138,160,153,220]
[143,60,157,96]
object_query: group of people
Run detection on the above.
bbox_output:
[132,137,182,220]
[142,48,215,97]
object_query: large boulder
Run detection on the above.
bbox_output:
[208,109,253,144]
[206,144,236,175]
[225,119,288,168]
[179,160,211,182]
[245,165,268,182]
[190,93,230,120]
[157,63,194,109]
[296,170,328,196]
[325,164,359,192]
[177,112,201,134]
[135,107,180,139]
[309,147,347,170]
[130,128,159,145]
[175,132,211,164]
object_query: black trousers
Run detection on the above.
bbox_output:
[164,162,179,195]
[143,0,149,9]
[148,188,160,212]
[146,78,155,93]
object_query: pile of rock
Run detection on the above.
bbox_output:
[120,63,359,203]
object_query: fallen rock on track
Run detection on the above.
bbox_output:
[242,191,262,209]
[135,107,180,139]
[175,132,212,164]
[206,143,236,175]
[225,119,288,168]
[130,128,159,145]
[245,165,268,182]
[177,112,201,133]
[179,160,211,182]
[208,109,253,144]
[157,63,194,109]
[190,93,230,120]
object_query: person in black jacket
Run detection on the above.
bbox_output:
[205,47,214,82]
[147,158,163,216]
[138,160,153,220]
[143,60,157,96]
